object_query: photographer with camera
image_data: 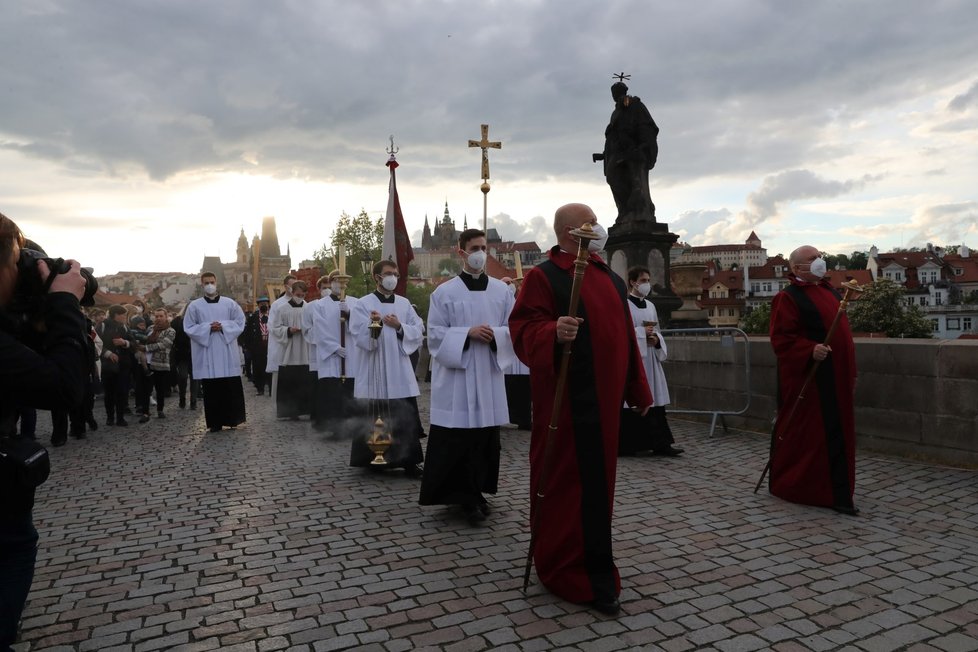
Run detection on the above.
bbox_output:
[0,212,91,651]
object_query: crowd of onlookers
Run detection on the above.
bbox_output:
[13,299,202,446]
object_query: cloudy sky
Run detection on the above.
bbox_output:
[2,0,977,275]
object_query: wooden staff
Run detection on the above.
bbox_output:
[753,280,865,493]
[522,222,598,592]
[335,245,350,383]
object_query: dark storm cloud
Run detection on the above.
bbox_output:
[2,0,977,185]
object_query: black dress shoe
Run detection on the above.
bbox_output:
[209,426,222,433]
[86,419,99,431]
[105,418,115,427]
[477,499,491,516]
[70,430,87,439]
[51,436,67,448]
[463,504,487,526]
[832,504,860,516]
[653,446,684,457]
[116,418,128,427]
[138,414,150,424]
[403,464,423,478]
[590,598,621,616]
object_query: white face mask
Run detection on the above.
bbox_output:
[203,283,217,296]
[588,223,608,253]
[636,282,651,297]
[380,275,398,292]
[330,282,342,295]
[808,257,827,279]
[465,250,487,271]
[321,287,331,297]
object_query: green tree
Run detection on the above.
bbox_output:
[405,282,435,322]
[848,251,869,270]
[437,258,461,276]
[825,253,850,270]
[740,302,772,334]
[847,279,933,338]
[312,209,385,297]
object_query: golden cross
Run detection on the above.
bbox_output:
[468,124,502,180]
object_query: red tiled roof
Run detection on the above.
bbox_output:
[748,255,789,278]
[687,243,764,253]
[875,251,943,269]
[825,270,874,290]
[942,254,978,283]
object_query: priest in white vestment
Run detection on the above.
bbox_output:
[312,270,360,436]
[183,271,247,432]
[620,266,683,456]
[419,230,515,525]
[271,281,315,419]
[349,260,425,474]
[265,274,296,400]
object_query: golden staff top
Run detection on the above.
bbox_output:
[468,124,502,233]
[468,124,501,180]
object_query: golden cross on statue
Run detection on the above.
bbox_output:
[468,124,502,180]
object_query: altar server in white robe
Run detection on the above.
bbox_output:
[501,276,532,431]
[619,266,684,456]
[265,274,296,400]
[419,230,515,525]
[183,271,247,432]
[312,270,360,436]
[272,281,315,419]
[302,276,327,428]
[349,260,425,474]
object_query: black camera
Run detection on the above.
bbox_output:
[6,247,98,343]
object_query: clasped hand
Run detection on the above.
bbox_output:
[468,324,494,343]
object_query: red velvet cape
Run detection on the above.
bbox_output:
[769,276,857,508]
[509,248,652,604]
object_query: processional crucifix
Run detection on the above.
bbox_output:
[468,123,502,233]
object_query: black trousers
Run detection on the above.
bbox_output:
[102,370,130,422]
[0,515,37,651]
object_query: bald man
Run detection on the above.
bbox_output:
[767,245,858,515]
[509,203,652,615]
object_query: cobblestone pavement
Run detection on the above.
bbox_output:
[15,382,978,652]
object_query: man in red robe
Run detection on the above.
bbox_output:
[768,245,858,515]
[509,203,653,615]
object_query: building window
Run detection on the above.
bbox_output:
[935,294,943,305]
[948,318,960,330]
[965,318,973,331]
[954,268,963,276]
[751,283,760,293]
[932,320,940,332]
[919,297,927,306]
[762,282,772,292]
[728,308,735,317]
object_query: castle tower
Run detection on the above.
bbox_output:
[236,227,249,264]
[261,216,281,257]
[422,214,432,250]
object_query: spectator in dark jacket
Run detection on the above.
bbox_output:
[0,212,89,652]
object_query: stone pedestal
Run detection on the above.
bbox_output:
[605,221,683,324]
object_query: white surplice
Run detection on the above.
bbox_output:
[272,300,309,366]
[302,298,321,373]
[350,292,423,399]
[183,296,246,379]
[428,274,515,428]
[265,293,290,373]
[628,296,671,407]
[312,295,359,380]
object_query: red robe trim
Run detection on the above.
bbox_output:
[509,247,652,604]
[769,275,857,508]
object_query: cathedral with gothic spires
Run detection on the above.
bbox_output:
[201,216,292,310]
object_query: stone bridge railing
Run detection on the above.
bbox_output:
[663,336,978,467]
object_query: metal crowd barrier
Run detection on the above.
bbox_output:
[659,326,752,436]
